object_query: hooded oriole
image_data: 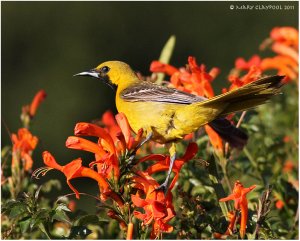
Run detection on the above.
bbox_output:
[75,61,283,191]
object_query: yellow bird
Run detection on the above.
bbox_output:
[75,61,283,191]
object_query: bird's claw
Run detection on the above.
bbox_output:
[154,182,169,196]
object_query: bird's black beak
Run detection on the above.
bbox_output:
[73,69,99,78]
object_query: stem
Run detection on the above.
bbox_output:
[243,147,257,169]
[55,192,103,205]
[218,154,232,193]
[126,223,134,240]
[293,204,299,231]
[207,155,229,220]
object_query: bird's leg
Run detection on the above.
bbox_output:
[133,131,153,154]
[127,132,153,166]
[156,142,176,195]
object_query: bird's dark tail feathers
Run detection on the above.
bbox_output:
[208,118,248,149]
[204,75,285,149]
[201,75,285,116]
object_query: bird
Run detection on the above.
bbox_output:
[75,61,284,192]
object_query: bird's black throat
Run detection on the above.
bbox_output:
[100,75,117,91]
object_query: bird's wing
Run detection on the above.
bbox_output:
[120,82,206,104]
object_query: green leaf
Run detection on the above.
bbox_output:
[154,35,176,85]
[51,209,70,223]
[34,185,43,201]
[51,202,74,224]
[38,223,51,239]
[206,155,229,220]
[30,209,50,228]
[55,203,71,212]
[1,145,11,159]
[19,217,31,233]
[9,203,27,218]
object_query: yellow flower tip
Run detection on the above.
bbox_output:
[240,229,246,239]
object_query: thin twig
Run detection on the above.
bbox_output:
[236,111,247,128]
[293,205,299,230]
[225,111,247,156]
[55,192,102,205]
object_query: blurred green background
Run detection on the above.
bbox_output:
[1,1,298,200]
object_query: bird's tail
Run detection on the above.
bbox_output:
[208,118,248,149]
[201,75,285,116]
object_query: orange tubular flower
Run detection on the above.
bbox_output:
[126,223,134,240]
[150,56,219,98]
[11,128,38,171]
[225,64,262,93]
[260,55,298,82]
[219,181,256,239]
[150,61,179,76]
[66,134,119,180]
[261,27,299,82]
[235,55,261,71]
[270,26,298,48]
[101,110,125,148]
[22,90,47,119]
[67,113,144,180]
[35,151,120,203]
[213,210,237,239]
[204,125,224,154]
[228,27,299,89]
[131,172,175,239]
[29,90,47,117]
[100,111,144,153]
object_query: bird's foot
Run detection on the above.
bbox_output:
[154,181,169,196]
[133,132,153,152]
[127,132,153,167]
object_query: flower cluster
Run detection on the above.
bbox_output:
[11,90,46,171]
[219,181,256,239]
[33,111,197,238]
[150,56,219,98]
[1,90,46,200]
[11,128,38,171]
[226,26,298,91]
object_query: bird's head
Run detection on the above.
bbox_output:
[74,61,138,90]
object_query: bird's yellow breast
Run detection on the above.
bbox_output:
[116,93,220,143]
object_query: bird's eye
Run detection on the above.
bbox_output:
[101,66,110,74]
